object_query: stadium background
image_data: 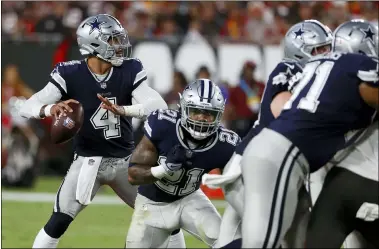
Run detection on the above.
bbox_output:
[2,1,378,248]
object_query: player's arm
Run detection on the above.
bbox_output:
[270,65,303,118]
[98,60,168,118]
[19,83,78,119]
[270,91,292,118]
[359,83,379,110]
[128,81,168,118]
[128,135,160,185]
[128,136,186,185]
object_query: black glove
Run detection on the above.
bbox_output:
[164,145,188,171]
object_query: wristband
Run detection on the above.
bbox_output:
[44,104,54,117]
[123,104,145,118]
[151,165,167,179]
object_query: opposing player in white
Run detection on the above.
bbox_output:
[305,20,379,248]
[19,14,185,248]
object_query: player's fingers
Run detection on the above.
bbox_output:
[97,94,112,106]
[54,105,66,118]
[58,102,73,112]
[64,99,79,104]
[101,103,112,111]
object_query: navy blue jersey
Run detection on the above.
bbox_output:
[137,109,240,202]
[50,58,147,158]
[235,60,303,155]
[269,52,378,172]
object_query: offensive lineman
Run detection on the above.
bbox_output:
[202,20,333,248]
[305,20,379,248]
[19,14,185,248]
[241,19,378,248]
[126,79,240,248]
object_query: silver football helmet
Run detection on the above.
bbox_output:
[283,20,333,66]
[76,14,132,66]
[179,79,225,140]
[333,19,378,58]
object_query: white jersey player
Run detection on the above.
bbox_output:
[19,14,185,248]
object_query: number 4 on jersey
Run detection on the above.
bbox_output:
[90,97,121,139]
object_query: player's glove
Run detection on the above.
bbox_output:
[164,144,188,171]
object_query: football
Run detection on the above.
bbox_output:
[51,102,84,144]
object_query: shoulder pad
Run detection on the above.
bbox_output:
[53,60,84,76]
[218,127,241,147]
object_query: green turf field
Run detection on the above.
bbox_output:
[2,177,225,248]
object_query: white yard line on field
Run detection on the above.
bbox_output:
[1,191,227,208]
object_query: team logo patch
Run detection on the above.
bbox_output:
[100,82,107,89]
[63,117,75,129]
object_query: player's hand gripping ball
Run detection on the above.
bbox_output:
[51,101,84,144]
[164,145,191,171]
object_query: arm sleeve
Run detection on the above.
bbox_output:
[128,81,168,118]
[131,59,148,91]
[49,65,69,97]
[19,82,62,119]
[357,57,379,87]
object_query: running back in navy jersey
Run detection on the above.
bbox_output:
[50,58,147,157]
[137,109,240,202]
[269,52,378,171]
[235,60,302,155]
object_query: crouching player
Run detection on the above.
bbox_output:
[126,79,240,248]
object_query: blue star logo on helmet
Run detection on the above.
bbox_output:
[360,26,375,43]
[85,17,107,34]
[293,28,304,38]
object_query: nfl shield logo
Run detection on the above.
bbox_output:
[100,82,107,89]
[88,159,95,165]
[63,117,75,129]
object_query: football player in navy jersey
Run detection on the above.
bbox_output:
[126,79,240,248]
[19,14,187,248]
[305,20,379,248]
[202,20,333,248]
[240,20,378,248]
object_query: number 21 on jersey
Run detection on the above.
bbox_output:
[155,156,204,196]
[90,97,121,139]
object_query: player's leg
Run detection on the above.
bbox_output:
[223,175,244,217]
[32,155,101,248]
[125,193,179,248]
[214,203,242,248]
[180,189,222,247]
[241,128,309,248]
[282,185,312,248]
[108,157,186,248]
[305,167,357,248]
[104,156,138,208]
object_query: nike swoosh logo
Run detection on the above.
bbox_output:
[284,63,295,70]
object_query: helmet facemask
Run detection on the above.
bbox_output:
[100,31,132,66]
[180,98,224,140]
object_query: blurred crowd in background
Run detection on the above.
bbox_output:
[2,1,378,187]
[2,1,379,44]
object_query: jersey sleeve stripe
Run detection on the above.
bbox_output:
[51,72,68,93]
[133,76,148,90]
[357,70,379,84]
[49,79,68,98]
[144,120,152,137]
[133,69,148,85]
